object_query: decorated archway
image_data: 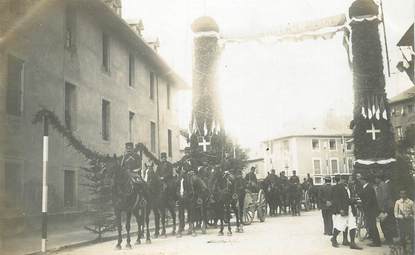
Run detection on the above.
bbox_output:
[189,0,396,175]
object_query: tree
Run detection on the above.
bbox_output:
[82,158,115,240]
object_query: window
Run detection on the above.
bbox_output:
[407,104,414,114]
[346,141,353,151]
[65,5,76,49]
[330,158,339,174]
[5,161,22,208]
[347,158,354,173]
[312,139,319,150]
[128,54,135,87]
[168,129,173,157]
[150,72,155,100]
[102,99,110,141]
[150,121,156,152]
[64,170,75,207]
[9,0,22,14]
[314,177,322,185]
[128,111,135,142]
[7,55,24,116]
[396,127,403,140]
[166,83,171,109]
[329,139,337,150]
[64,82,77,130]
[313,159,321,175]
[102,33,110,72]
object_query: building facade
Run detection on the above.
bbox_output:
[262,133,354,185]
[389,86,415,141]
[0,0,187,217]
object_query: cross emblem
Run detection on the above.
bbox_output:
[366,123,381,141]
[198,136,211,152]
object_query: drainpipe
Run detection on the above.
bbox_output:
[156,76,161,158]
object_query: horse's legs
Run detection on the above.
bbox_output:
[201,201,207,234]
[154,205,160,238]
[145,204,151,243]
[177,199,184,237]
[218,203,224,235]
[169,203,177,235]
[125,211,132,248]
[226,203,232,235]
[160,207,167,237]
[134,209,141,245]
[115,209,122,249]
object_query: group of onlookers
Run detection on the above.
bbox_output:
[317,172,414,253]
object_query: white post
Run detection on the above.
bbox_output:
[41,116,48,253]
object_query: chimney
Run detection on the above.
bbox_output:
[127,19,144,37]
[103,0,122,16]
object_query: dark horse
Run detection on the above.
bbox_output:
[144,162,177,238]
[288,182,302,216]
[107,155,150,249]
[176,168,210,237]
[212,169,244,236]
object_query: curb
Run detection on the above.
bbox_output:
[25,224,167,255]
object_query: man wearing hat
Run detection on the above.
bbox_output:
[318,176,333,235]
[157,152,174,182]
[330,175,362,250]
[289,170,300,184]
[120,142,142,183]
[245,167,258,192]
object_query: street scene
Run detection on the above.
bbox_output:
[0,0,414,255]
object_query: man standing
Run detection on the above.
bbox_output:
[394,190,415,253]
[359,175,381,247]
[245,166,258,192]
[289,170,300,184]
[120,142,142,182]
[330,175,362,250]
[318,176,333,235]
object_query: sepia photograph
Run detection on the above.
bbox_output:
[0,0,414,254]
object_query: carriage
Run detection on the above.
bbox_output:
[242,189,267,225]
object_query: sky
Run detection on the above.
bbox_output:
[122,0,414,147]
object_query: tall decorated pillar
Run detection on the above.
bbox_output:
[349,0,395,173]
[190,16,223,158]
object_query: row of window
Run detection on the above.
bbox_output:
[311,138,352,151]
[64,5,171,108]
[312,157,353,175]
[391,104,414,116]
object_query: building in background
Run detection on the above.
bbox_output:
[0,0,187,220]
[389,86,415,141]
[262,131,353,185]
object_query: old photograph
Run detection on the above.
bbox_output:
[0,0,414,254]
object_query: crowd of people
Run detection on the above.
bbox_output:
[317,173,414,253]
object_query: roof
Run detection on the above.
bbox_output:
[263,129,352,143]
[245,158,264,164]
[0,0,189,89]
[389,86,415,105]
[397,24,414,47]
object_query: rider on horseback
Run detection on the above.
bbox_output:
[157,152,174,188]
[120,142,143,184]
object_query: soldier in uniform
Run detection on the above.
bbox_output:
[156,152,174,190]
[120,142,142,183]
[289,170,300,184]
[245,167,258,193]
[318,176,333,235]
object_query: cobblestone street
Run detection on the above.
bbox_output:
[54,210,389,255]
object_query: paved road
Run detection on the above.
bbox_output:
[54,210,388,255]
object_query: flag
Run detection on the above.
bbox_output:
[211,120,216,135]
[361,106,367,119]
[192,119,198,135]
[368,108,372,119]
[203,122,208,136]
[382,110,387,120]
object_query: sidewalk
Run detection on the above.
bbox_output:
[2,215,159,255]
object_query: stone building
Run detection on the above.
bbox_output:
[0,0,187,219]
[389,86,415,141]
[262,131,354,185]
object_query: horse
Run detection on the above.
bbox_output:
[106,155,150,249]
[212,170,244,236]
[144,161,177,238]
[263,175,279,216]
